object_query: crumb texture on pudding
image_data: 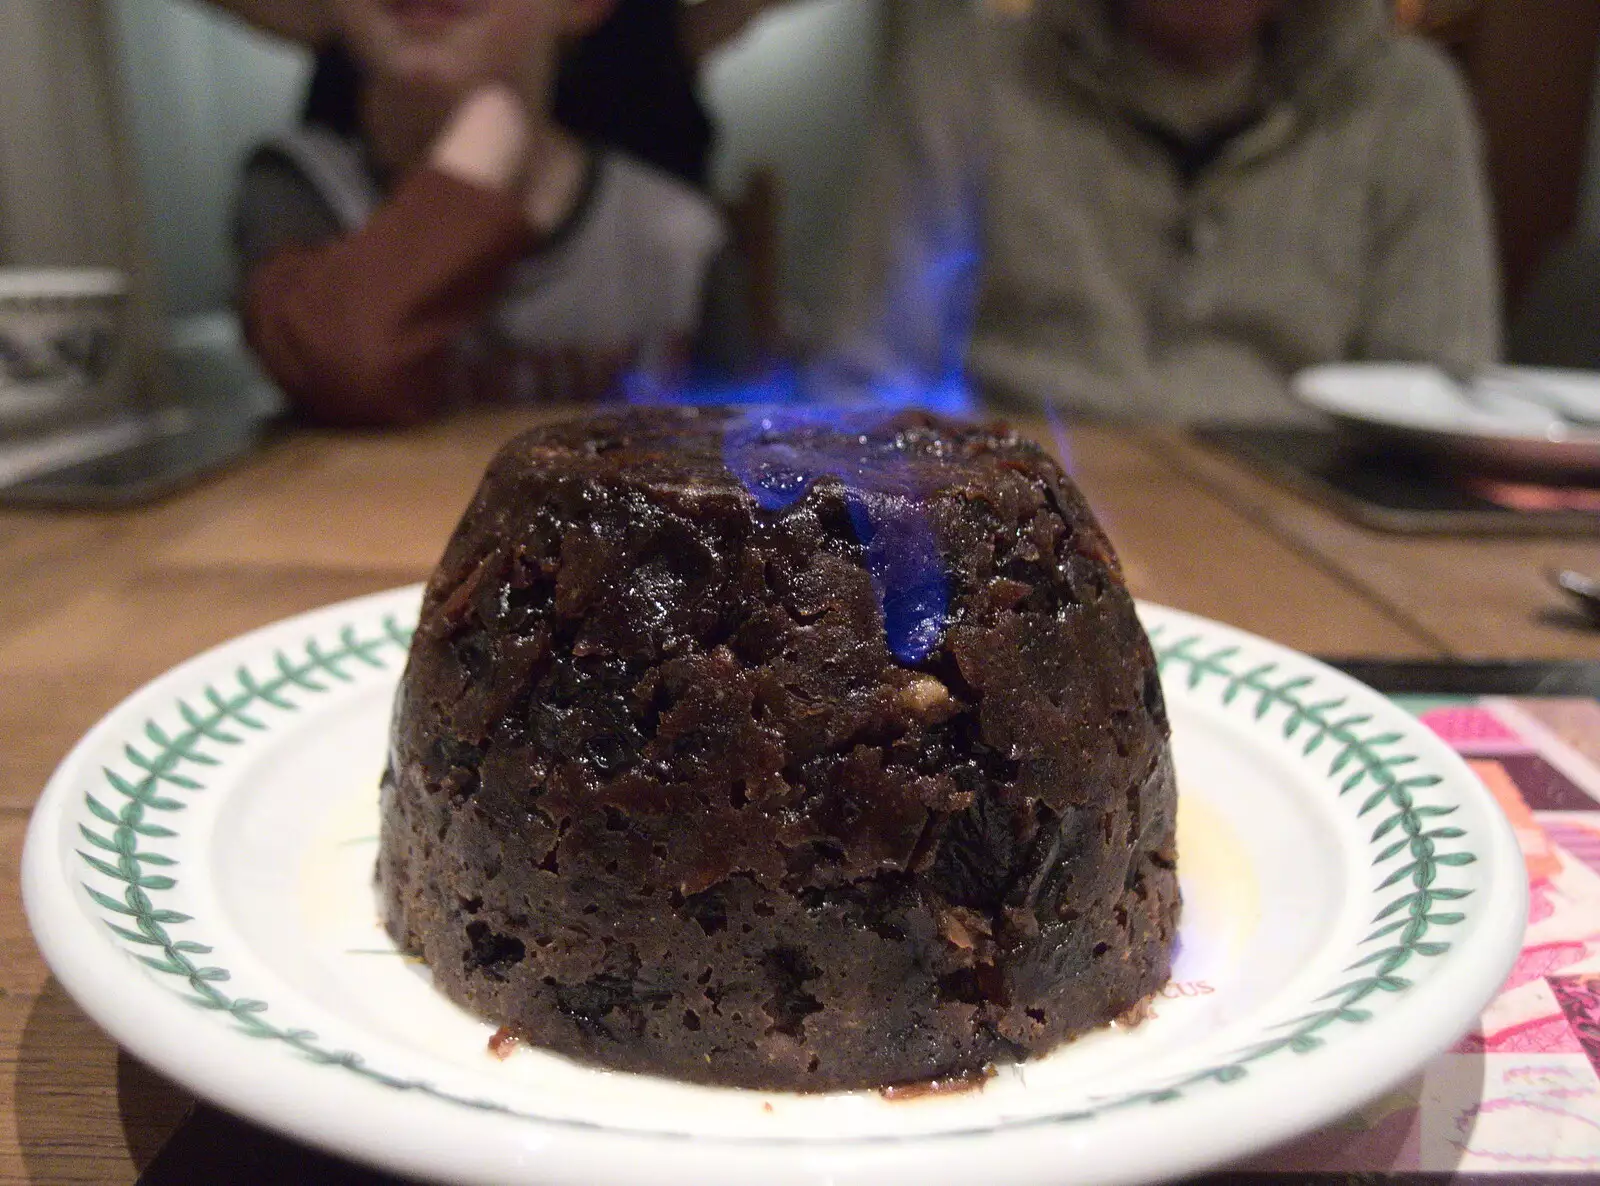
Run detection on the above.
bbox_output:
[379,406,1179,1091]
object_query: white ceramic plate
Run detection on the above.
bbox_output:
[22,587,1525,1186]
[1295,362,1600,478]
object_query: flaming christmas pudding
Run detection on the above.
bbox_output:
[378,406,1179,1091]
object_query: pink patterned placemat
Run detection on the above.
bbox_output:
[1229,696,1600,1181]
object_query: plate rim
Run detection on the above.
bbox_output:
[1294,362,1600,446]
[21,586,1527,1185]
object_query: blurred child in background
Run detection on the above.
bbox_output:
[229,0,759,424]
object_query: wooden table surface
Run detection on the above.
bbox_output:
[0,408,1595,1184]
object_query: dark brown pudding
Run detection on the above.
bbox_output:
[378,406,1179,1091]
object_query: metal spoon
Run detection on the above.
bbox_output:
[1553,569,1600,625]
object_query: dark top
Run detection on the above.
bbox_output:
[300,1,716,190]
[554,0,715,190]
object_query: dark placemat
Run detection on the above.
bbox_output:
[1330,658,1600,697]
[136,1105,414,1184]
[0,413,268,509]
[1196,426,1600,535]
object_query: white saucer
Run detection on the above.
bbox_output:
[1296,362,1600,479]
[22,587,1525,1185]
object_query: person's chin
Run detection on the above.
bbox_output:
[386,44,479,96]
[385,0,478,39]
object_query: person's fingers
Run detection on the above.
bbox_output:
[430,85,531,192]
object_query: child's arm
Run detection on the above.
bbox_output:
[239,89,541,425]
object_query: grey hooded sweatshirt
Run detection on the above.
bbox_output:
[826,0,1501,423]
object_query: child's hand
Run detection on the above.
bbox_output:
[429,84,582,236]
[429,85,532,194]
[520,123,586,236]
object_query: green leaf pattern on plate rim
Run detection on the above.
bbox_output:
[70,613,1479,1136]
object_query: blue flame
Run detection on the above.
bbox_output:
[624,365,968,666]
[612,199,989,668]
[621,360,978,420]
[847,491,948,666]
[1043,399,1076,477]
[619,362,810,409]
[721,405,949,666]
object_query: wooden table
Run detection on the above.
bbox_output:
[0,408,1594,1183]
